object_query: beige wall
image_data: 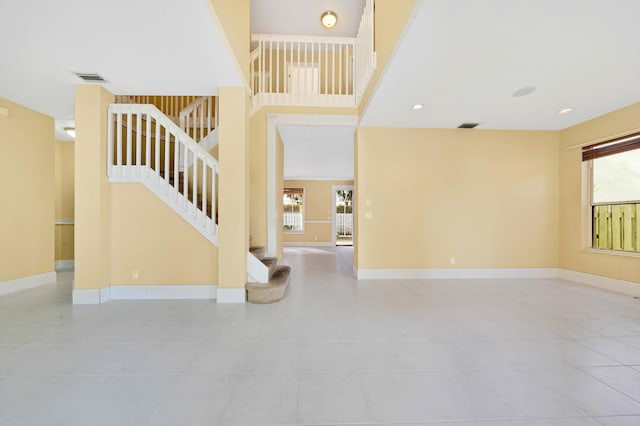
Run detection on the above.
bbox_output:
[75,85,114,290]
[283,179,354,244]
[208,0,250,84]
[359,0,419,112]
[559,102,640,284]
[356,127,559,270]
[110,184,218,284]
[55,141,74,261]
[0,97,54,283]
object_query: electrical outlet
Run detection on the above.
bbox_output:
[450,257,456,265]
[132,270,139,280]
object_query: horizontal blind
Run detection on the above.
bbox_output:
[582,132,640,161]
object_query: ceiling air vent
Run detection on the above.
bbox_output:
[74,72,107,83]
[458,122,480,129]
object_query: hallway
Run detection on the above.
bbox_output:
[1,248,640,425]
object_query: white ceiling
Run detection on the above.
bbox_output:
[361,0,640,130]
[251,0,366,37]
[0,0,244,140]
[279,125,355,180]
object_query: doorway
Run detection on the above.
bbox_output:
[333,185,354,246]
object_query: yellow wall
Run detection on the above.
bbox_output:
[75,85,114,290]
[356,127,559,269]
[0,97,54,283]
[208,0,250,84]
[110,184,218,284]
[218,87,250,290]
[55,141,74,261]
[359,0,419,112]
[283,179,354,244]
[559,102,640,284]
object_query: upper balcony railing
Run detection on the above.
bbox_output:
[250,0,375,110]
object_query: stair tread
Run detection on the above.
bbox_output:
[249,246,266,259]
[246,266,291,304]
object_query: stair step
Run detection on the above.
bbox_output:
[261,257,278,280]
[249,246,265,260]
[246,265,291,304]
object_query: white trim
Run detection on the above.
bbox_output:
[266,114,278,257]
[110,285,217,300]
[216,288,246,303]
[72,287,111,304]
[267,113,359,127]
[283,242,333,247]
[559,269,640,298]
[55,260,75,270]
[55,219,75,225]
[0,272,56,296]
[305,220,332,224]
[356,268,560,280]
[284,177,355,181]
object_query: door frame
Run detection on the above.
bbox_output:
[332,185,355,246]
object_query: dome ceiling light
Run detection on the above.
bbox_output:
[321,11,337,29]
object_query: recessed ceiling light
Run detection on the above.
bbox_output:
[512,86,536,97]
[64,127,76,138]
[321,11,337,28]
[558,108,574,115]
[304,133,311,139]
[412,104,424,111]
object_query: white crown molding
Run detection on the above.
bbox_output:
[356,268,560,280]
[266,113,359,127]
[0,272,56,297]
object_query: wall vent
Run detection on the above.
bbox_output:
[458,122,480,129]
[74,72,108,83]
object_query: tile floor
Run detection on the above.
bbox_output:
[1,247,640,425]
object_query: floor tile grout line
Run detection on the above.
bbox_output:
[578,365,640,406]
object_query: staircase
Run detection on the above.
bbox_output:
[247,247,291,303]
[108,98,290,303]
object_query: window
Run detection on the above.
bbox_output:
[583,133,640,253]
[283,188,304,233]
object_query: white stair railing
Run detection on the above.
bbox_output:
[355,0,376,104]
[249,0,375,109]
[250,34,356,108]
[108,104,218,244]
[179,96,218,150]
[115,95,198,121]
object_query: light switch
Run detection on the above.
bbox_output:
[364,211,372,220]
[365,198,371,206]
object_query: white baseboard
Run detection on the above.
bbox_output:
[110,284,217,300]
[55,260,75,270]
[559,269,640,298]
[356,268,560,280]
[283,242,333,247]
[0,272,57,296]
[216,288,246,303]
[73,285,217,304]
[72,287,111,304]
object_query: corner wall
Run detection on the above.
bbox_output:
[55,141,74,265]
[0,97,55,288]
[559,102,640,285]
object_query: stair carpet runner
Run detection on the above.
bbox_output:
[247,246,291,303]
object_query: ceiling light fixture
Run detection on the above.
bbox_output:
[558,108,574,115]
[64,127,76,138]
[412,104,424,111]
[321,11,337,28]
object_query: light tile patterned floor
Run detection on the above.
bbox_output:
[1,246,640,425]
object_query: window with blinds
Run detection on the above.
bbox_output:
[583,133,640,252]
